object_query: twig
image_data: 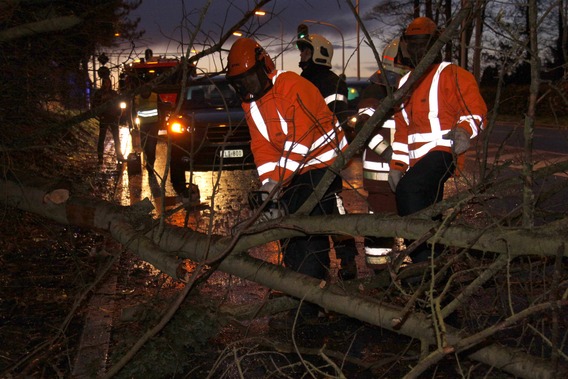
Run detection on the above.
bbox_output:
[402,300,568,379]
[102,265,205,378]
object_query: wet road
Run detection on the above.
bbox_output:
[101,122,568,273]
[98,126,374,280]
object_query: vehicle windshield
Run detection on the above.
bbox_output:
[185,81,241,109]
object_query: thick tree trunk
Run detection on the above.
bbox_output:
[1,175,566,379]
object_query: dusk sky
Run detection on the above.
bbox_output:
[126,0,405,79]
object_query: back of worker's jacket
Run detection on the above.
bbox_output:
[242,70,348,185]
[390,62,487,174]
[136,92,159,124]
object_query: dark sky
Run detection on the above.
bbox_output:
[127,0,392,79]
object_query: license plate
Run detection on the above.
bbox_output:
[221,149,243,158]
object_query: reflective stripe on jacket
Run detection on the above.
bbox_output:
[242,70,348,184]
[390,62,487,173]
[136,92,159,124]
[362,119,394,182]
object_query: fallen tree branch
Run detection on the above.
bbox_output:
[1,177,567,378]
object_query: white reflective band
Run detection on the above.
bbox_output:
[427,63,451,135]
[324,93,347,105]
[408,139,452,159]
[137,109,158,117]
[278,108,288,135]
[401,106,410,125]
[363,160,389,171]
[257,161,277,177]
[272,70,285,83]
[305,144,340,166]
[391,142,408,153]
[335,194,347,215]
[364,247,391,256]
[459,114,483,137]
[358,107,375,117]
[284,141,309,155]
[250,101,270,141]
[310,127,337,152]
[279,156,300,172]
[383,119,395,129]
[363,171,389,181]
[408,130,446,143]
[367,134,385,150]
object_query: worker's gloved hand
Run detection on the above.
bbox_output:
[251,179,285,220]
[388,170,403,192]
[443,128,471,155]
[259,179,279,200]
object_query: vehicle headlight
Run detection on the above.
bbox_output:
[169,121,185,134]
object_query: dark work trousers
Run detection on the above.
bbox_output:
[332,192,358,266]
[280,168,342,281]
[97,121,122,161]
[140,121,159,168]
[365,179,398,251]
[395,150,455,263]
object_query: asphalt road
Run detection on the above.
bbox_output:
[105,121,567,230]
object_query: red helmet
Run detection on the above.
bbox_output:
[226,38,276,102]
[404,17,438,36]
[227,38,275,78]
[401,17,441,68]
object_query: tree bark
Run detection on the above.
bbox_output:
[1,175,567,379]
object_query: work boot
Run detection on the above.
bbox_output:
[365,247,391,272]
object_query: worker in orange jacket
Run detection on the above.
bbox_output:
[388,17,487,264]
[227,37,348,322]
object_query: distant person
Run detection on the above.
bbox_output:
[388,17,487,264]
[92,78,123,163]
[226,37,348,324]
[135,85,159,171]
[354,37,410,270]
[296,32,358,280]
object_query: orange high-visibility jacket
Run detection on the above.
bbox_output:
[390,62,487,173]
[242,70,348,184]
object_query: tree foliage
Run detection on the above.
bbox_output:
[0,0,143,119]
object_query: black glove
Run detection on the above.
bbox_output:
[443,128,470,154]
[388,170,403,192]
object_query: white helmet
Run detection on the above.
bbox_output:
[296,33,333,67]
[382,37,410,77]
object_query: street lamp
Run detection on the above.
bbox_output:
[301,19,345,76]
[255,10,284,70]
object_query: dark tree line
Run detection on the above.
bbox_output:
[0,0,143,122]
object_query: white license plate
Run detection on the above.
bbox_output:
[221,149,243,158]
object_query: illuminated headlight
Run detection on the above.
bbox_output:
[169,121,185,134]
[120,101,127,109]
